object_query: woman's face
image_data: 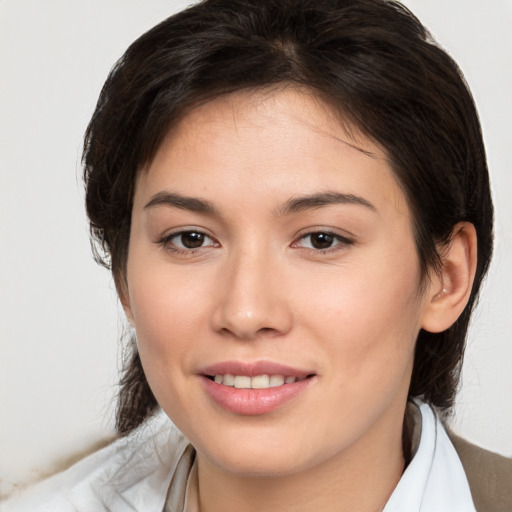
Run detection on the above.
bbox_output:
[124,88,432,476]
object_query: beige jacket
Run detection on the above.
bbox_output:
[449,432,512,512]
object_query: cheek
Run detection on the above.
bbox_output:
[125,254,208,376]
[126,269,208,422]
[298,244,423,380]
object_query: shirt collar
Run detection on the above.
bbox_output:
[94,411,191,512]
[383,400,476,512]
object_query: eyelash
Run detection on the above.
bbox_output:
[157,229,354,255]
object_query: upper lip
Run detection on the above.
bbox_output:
[199,361,315,379]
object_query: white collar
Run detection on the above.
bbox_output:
[383,400,476,512]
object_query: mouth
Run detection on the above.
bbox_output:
[199,362,317,415]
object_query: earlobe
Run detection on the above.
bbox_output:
[421,222,477,333]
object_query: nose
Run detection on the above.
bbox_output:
[211,248,293,340]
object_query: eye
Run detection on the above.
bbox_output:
[161,230,218,252]
[294,231,353,251]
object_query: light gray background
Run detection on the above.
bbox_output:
[1,0,511,491]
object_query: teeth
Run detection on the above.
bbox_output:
[251,375,270,389]
[234,375,251,388]
[223,374,235,386]
[269,375,285,387]
[212,374,298,389]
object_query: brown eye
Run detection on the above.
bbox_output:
[294,231,353,252]
[180,232,206,249]
[309,232,334,249]
[162,230,217,252]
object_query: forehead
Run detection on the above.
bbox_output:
[135,87,408,219]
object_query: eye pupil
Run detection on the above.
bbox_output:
[311,233,334,249]
[181,232,205,249]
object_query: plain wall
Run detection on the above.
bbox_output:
[1,0,511,493]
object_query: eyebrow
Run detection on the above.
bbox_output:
[144,190,376,217]
[144,192,219,215]
[275,191,377,216]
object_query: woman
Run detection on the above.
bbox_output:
[3,0,510,510]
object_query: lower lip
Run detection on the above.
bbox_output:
[201,376,315,415]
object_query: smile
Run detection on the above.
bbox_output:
[210,374,302,389]
[200,363,317,415]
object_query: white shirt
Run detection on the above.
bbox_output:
[2,401,476,511]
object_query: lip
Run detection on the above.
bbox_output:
[198,360,316,415]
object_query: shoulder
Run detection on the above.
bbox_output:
[1,411,193,512]
[448,431,512,512]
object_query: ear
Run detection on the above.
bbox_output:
[421,222,478,333]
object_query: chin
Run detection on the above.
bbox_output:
[201,446,313,478]
[188,421,339,479]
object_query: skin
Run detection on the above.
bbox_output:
[122,87,474,512]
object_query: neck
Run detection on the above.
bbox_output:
[196,408,406,512]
